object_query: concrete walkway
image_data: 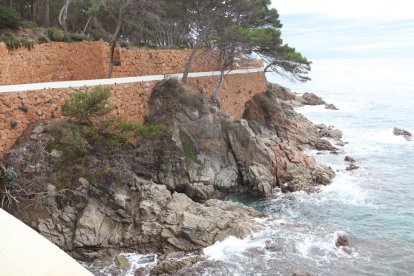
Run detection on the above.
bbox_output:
[0,209,92,276]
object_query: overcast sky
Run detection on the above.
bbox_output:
[271,0,414,59]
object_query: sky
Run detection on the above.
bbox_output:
[270,0,414,59]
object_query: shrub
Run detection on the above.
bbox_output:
[114,120,165,141]
[68,33,92,42]
[47,120,91,158]
[62,86,113,122]
[0,166,18,187]
[0,5,23,29]
[47,27,65,41]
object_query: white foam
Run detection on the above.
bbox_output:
[203,236,264,261]
[121,253,158,276]
[361,130,411,145]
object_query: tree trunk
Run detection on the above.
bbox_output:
[213,67,226,109]
[82,15,93,34]
[31,0,38,22]
[44,0,50,27]
[9,0,13,7]
[108,21,122,78]
[59,0,70,32]
[182,47,198,84]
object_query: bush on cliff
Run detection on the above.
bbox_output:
[48,86,165,163]
[0,5,23,29]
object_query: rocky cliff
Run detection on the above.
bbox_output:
[0,79,338,263]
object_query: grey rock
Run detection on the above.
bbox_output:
[344,156,355,162]
[346,163,359,171]
[325,103,339,110]
[114,255,131,270]
[50,150,63,159]
[32,126,45,134]
[301,92,326,105]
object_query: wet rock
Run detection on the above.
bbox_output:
[346,163,359,171]
[393,127,412,137]
[292,271,311,276]
[301,92,326,105]
[336,141,348,147]
[134,267,150,276]
[316,124,343,140]
[150,255,204,275]
[342,246,352,254]
[336,235,349,247]
[344,156,355,162]
[325,103,339,110]
[314,139,337,151]
[265,240,282,252]
[114,255,131,270]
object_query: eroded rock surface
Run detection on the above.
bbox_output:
[0,80,337,260]
[301,92,326,106]
[243,85,335,193]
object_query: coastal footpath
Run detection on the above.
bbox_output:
[0,209,92,275]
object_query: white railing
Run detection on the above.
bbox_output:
[0,67,264,93]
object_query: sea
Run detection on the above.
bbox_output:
[91,58,414,275]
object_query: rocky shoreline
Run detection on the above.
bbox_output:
[0,80,347,275]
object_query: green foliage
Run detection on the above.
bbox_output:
[47,87,165,166]
[0,166,18,187]
[47,120,91,158]
[180,131,196,165]
[20,20,37,29]
[47,27,65,41]
[62,86,113,122]
[114,120,165,141]
[0,32,34,50]
[0,5,23,29]
[46,27,94,42]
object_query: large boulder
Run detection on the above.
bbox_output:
[301,92,326,105]
[243,89,335,192]
[148,79,277,199]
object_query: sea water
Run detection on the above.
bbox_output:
[190,58,414,275]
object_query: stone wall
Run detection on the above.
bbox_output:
[0,41,264,86]
[0,72,267,159]
[0,41,109,85]
[112,49,221,77]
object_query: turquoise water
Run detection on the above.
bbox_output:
[197,58,414,275]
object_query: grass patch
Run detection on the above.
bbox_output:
[0,33,34,50]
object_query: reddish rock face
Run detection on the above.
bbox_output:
[336,235,350,247]
[301,92,326,106]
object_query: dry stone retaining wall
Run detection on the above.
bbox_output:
[0,41,267,159]
[0,71,266,159]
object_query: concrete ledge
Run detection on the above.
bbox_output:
[0,67,264,93]
[0,209,92,276]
